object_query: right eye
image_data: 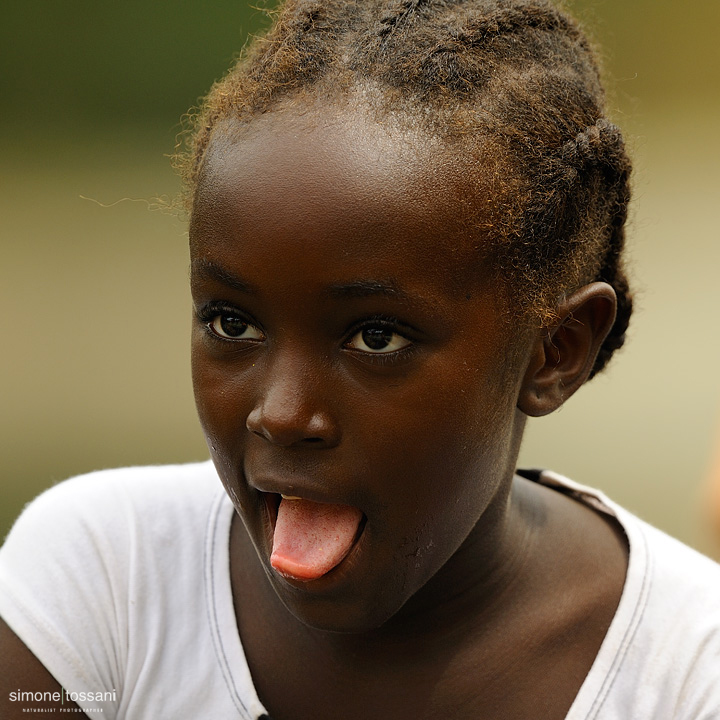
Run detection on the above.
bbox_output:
[207,313,264,341]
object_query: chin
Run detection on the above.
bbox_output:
[262,559,414,635]
[277,590,401,635]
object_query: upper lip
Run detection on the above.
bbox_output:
[248,473,364,510]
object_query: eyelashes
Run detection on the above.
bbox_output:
[195,304,416,361]
[209,314,264,342]
[344,320,412,356]
[196,303,265,343]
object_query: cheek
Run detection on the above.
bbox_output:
[191,332,251,451]
[353,358,519,528]
[191,346,259,517]
[357,353,517,464]
[191,337,219,439]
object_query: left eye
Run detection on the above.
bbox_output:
[208,314,264,341]
[346,326,411,354]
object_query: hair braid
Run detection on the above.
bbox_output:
[458,3,587,46]
[377,0,432,36]
[559,118,632,376]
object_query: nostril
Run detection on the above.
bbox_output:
[246,403,340,447]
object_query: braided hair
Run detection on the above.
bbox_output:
[178,0,633,377]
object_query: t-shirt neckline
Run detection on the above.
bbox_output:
[205,487,269,719]
[532,470,651,720]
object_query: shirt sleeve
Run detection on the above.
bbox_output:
[0,471,132,717]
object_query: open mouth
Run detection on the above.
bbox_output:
[262,493,366,582]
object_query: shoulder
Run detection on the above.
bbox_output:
[0,461,228,717]
[3,461,220,545]
[600,511,720,718]
[625,512,720,636]
[538,470,720,719]
[540,470,720,637]
[16,459,220,511]
[0,459,222,591]
[0,460,223,609]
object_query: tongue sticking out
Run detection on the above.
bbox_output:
[271,497,364,581]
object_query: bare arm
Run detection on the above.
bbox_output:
[0,617,88,718]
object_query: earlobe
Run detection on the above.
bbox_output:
[517,282,617,417]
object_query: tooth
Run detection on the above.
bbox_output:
[281,494,302,500]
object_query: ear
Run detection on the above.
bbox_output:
[517,282,617,417]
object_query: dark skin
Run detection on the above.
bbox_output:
[0,619,86,717]
[0,106,626,720]
[190,108,628,719]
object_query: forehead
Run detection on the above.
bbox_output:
[190,108,502,294]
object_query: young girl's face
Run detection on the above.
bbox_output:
[190,109,533,632]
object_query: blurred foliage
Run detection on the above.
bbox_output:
[0,0,277,132]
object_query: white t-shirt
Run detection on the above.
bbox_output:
[0,462,719,719]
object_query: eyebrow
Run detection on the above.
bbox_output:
[325,280,408,300]
[191,259,257,294]
[193,260,409,301]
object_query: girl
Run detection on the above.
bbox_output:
[1,1,719,718]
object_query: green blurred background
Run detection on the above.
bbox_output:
[2,1,719,555]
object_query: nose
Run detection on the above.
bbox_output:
[245,354,340,448]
